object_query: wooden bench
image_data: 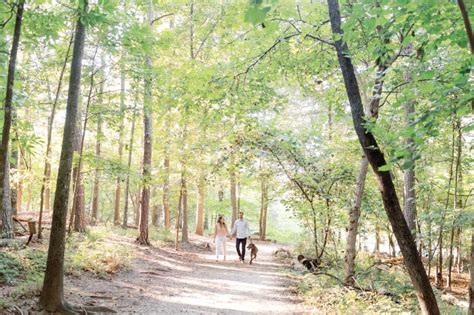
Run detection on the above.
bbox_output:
[12,216,36,245]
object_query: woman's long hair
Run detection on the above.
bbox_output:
[217,215,226,228]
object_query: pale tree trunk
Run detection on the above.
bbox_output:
[259,170,269,241]
[469,226,474,315]
[40,2,87,310]
[70,47,99,233]
[16,149,22,214]
[122,97,138,228]
[91,60,104,225]
[114,69,126,225]
[448,119,462,289]
[327,1,439,313]
[10,111,18,216]
[195,171,205,235]
[230,148,238,225]
[0,0,24,239]
[374,224,381,254]
[437,121,457,287]
[344,62,384,285]
[38,33,73,238]
[138,61,152,245]
[162,114,171,229]
[180,115,189,243]
[403,71,417,234]
[344,155,368,285]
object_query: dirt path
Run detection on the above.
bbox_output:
[65,235,307,314]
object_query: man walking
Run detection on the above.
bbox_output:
[230,211,250,263]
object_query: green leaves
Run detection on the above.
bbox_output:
[244,0,273,25]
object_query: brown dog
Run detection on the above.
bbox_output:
[247,243,258,264]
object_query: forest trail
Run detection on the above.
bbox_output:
[65,234,307,314]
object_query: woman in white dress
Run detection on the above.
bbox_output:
[213,215,229,262]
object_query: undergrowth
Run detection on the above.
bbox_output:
[279,249,465,314]
[0,225,133,311]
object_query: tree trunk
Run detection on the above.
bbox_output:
[122,98,138,228]
[16,149,22,214]
[162,140,171,229]
[195,172,205,235]
[327,1,439,313]
[469,225,474,315]
[40,3,87,310]
[344,155,368,285]
[230,162,238,225]
[448,119,462,288]
[38,34,73,239]
[374,224,381,254]
[91,62,104,225]
[403,82,417,234]
[437,121,457,287]
[0,0,24,239]
[114,70,126,225]
[70,46,100,233]
[259,170,268,241]
[138,61,152,245]
[10,111,18,216]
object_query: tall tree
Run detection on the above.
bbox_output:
[114,68,126,225]
[0,0,24,239]
[38,34,74,239]
[137,1,154,245]
[39,1,87,311]
[326,0,439,313]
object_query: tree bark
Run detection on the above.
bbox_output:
[114,69,126,225]
[326,1,439,313]
[138,60,152,245]
[448,119,462,288]
[38,33,73,239]
[122,98,138,228]
[403,71,417,234]
[344,155,368,285]
[91,81,104,225]
[469,225,474,315]
[230,149,238,225]
[40,2,87,310]
[0,0,24,239]
[162,135,171,229]
[259,169,269,241]
[70,46,99,233]
[195,171,205,235]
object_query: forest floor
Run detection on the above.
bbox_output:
[61,233,308,314]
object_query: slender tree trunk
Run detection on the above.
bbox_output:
[403,74,417,234]
[230,150,238,225]
[16,149,22,214]
[0,0,24,239]
[114,69,126,225]
[91,62,104,225]
[69,47,98,233]
[448,119,462,288]
[91,114,101,224]
[469,224,474,315]
[259,170,268,241]
[10,112,18,216]
[138,62,152,245]
[327,1,439,313]
[344,156,368,285]
[374,224,381,254]
[344,63,385,285]
[38,34,73,238]
[122,98,138,228]
[195,171,205,235]
[162,136,171,229]
[437,121,457,287]
[40,3,87,310]
[181,169,188,243]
